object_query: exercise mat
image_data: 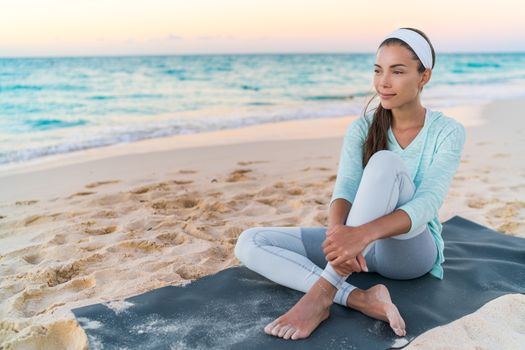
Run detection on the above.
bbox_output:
[72,216,525,349]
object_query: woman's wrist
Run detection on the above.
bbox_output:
[356,225,375,246]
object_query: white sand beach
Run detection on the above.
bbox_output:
[0,97,524,349]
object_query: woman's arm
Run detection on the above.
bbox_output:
[326,198,368,274]
[323,211,409,271]
[327,198,352,228]
[359,209,412,244]
[328,199,412,243]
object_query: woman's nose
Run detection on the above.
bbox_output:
[380,73,391,87]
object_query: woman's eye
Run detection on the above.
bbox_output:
[394,71,403,74]
[374,69,380,73]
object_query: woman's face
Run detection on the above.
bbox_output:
[373,44,430,109]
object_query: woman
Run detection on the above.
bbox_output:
[234,27,466,341]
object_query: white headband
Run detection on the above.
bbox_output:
[383,28,433,69]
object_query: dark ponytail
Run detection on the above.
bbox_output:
[361,28,435,167]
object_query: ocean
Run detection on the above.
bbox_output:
[1,53,524,165]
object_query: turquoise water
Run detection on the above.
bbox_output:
[1,53,524,165]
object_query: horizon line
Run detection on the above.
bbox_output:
[1,50,525,60]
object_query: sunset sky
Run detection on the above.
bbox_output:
[1,0,523,57]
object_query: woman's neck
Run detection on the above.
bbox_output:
[391,102,426,130]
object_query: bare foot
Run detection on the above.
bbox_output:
[264,280,334,340]
[347,284,406,337]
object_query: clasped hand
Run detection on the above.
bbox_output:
[322,224,369,276]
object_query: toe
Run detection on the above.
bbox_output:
[278,324,291,337]
[264,321,277,334]
[271,323,282,336]
[291,329,304,340]
[283,327,296,340]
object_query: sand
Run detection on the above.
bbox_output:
[0,97,524,349]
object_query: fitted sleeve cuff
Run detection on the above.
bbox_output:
[396,206,428,238]
[329,194,354,208]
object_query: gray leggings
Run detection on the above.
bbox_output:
[234,150,438,307]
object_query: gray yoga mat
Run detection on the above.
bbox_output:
[72,216,525,349]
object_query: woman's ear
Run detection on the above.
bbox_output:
[419,69,432,90]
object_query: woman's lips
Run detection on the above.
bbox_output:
[380,93,396,99]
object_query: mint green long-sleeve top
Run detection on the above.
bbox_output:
[329,107,466,280]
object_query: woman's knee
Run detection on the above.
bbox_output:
[234,227,261,264]
[362,150,405,182]
[367,150,403,171]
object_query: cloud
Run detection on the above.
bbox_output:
[167,34,182,41]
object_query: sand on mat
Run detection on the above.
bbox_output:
[0,97,524,349]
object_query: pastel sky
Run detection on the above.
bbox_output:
[1,0,523,57]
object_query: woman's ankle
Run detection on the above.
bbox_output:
[346,288,366,310]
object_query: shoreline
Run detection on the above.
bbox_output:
[0,101,487,203]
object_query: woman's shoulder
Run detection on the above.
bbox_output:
[345,110,373,136]
[428,109,466,138]
[427,110,466,149]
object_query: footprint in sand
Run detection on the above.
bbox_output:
[207,191,223,197]
[222,226,245,244]
[22,253,45,265]
[68,191,96,199]
[15,200,38,206]
[48,234,67,245]
[95,193,131,206]
[152,196,199,211]
[256,197,285,206]
[226,169,254,182]
[466,197,497,209]
[182,223,216,242]
[117,239,166,252]
[85,180,121,189]
[488,203,521,219]
[78,243,104,252]
[287,188,305,196]
[23,215,49,226]
[156,232,189,246]
[175,265,208,280]
[130,182,170,194]
[13,275,96,317]
[200,200,231,214]
[179,169,198,174]
[92,210,118,218]
[173,180,194,185]
[84,225,118,235]
[237,160,269,166]
[38,261,83,287]
[497,221,521,235]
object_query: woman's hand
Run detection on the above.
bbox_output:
[323,224,370,271]
[330,254,368,276]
